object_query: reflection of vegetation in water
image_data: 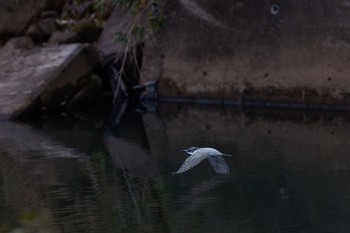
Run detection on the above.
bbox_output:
[97,0,166,43]
[91,151,108,173]
[91,148,173,233]
[0,152,58,233]
[0,147,174,233]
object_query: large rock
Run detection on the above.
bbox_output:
[141,0,350,104]
[0,44,96,119]
[25,12,59,41]
[0,0,64,36]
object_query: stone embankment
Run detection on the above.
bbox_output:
[0,0,131,119]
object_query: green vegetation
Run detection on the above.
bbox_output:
[97,0,166,44]
[95,0,166,101]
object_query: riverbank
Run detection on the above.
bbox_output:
[2,0,350,120]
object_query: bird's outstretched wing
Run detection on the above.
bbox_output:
[175,153,208,174]
[208,155,230,174]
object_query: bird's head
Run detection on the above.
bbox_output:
[181,147,199,155]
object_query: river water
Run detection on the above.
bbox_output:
[1,103,350,233]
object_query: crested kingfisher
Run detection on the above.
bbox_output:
[174,147,231,174]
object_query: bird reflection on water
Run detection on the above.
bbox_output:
[174,147,231,174]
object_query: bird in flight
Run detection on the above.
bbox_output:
[174,147,231,174]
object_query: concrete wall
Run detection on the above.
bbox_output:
[141,0,350,104]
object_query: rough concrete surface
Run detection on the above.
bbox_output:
[0,44,92,119]
[141,0,350,104]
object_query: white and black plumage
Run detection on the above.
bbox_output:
[174,147,231,174]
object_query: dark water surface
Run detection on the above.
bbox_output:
[1,104,350,233]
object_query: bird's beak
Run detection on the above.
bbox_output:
[180,150,187,153]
